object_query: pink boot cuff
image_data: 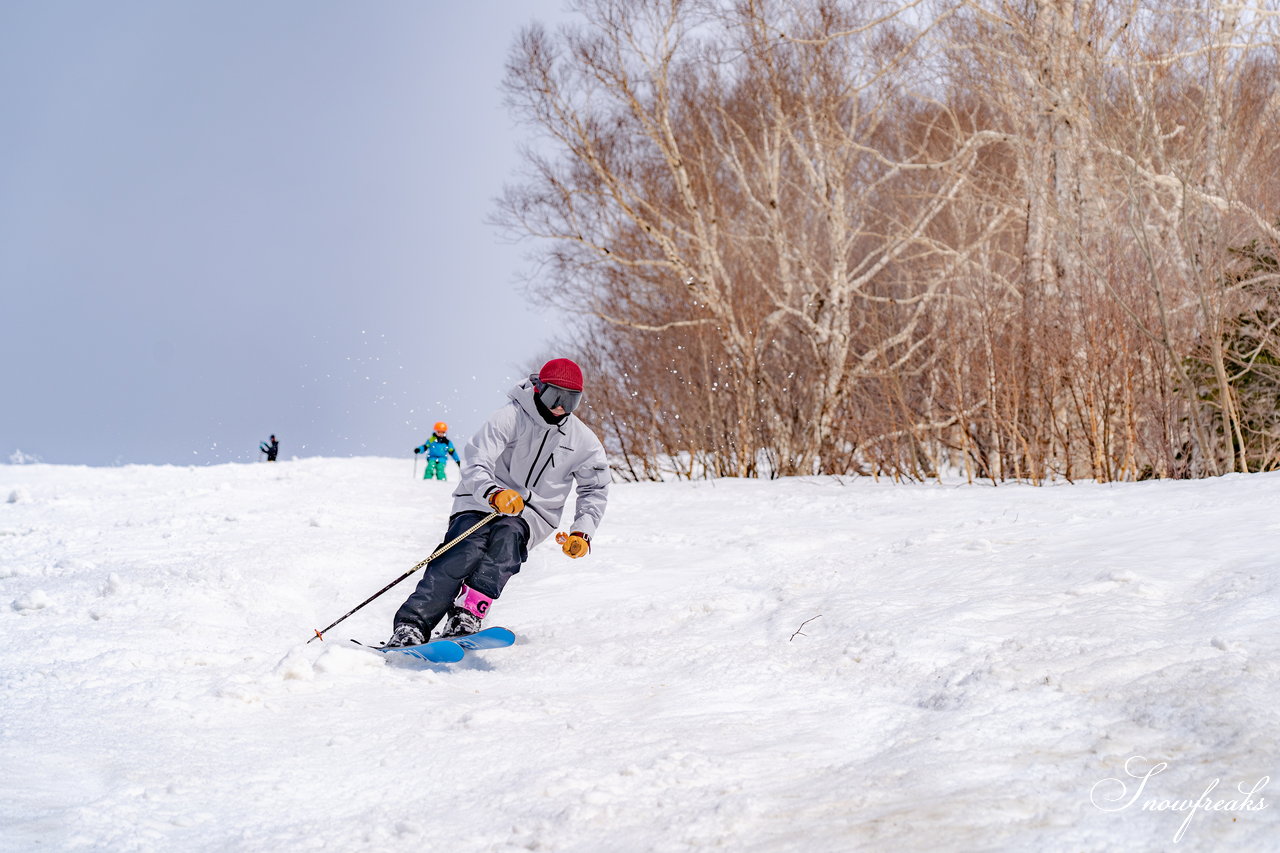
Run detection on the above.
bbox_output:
[458,585,493,618]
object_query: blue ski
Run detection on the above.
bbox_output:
[451,626,516,651]
[350,626,514,663]
[350,636,464,663]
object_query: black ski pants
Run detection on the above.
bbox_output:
[393,511,529,634]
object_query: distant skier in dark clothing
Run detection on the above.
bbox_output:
[260,435,279,462]
[387,358,610,646]
[414,422,461,480]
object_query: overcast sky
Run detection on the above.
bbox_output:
[0,1,574,466]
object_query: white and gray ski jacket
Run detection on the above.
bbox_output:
[450,378,610,546]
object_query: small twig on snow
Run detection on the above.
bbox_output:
[790,615,821,641]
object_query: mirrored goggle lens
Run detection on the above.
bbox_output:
[541,383,582,413]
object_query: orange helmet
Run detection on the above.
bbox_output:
[434,422,448,434]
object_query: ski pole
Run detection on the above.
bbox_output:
[413,453,418,480]
[307,511,499,643]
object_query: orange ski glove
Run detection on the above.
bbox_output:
[487,488,524,515]
[556,531,591,558]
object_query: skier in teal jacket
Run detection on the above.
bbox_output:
[415,423,461,480]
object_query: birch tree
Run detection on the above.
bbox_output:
[499,0,1003,476]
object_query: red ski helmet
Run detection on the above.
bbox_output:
[434,422,447,433]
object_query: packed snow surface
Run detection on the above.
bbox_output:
[1,458,1276,852]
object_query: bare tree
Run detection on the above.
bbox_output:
[500,0,1010,477]
[934,0,1280,481]
[498,0,1280,481]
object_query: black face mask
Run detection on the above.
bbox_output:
[533,389,568,425]
[537,381,582,414]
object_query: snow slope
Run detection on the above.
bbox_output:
[1,459,1276,852]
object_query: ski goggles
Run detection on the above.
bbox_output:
[539,381,583,414]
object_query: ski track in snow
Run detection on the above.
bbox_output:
[1,459,1277,852]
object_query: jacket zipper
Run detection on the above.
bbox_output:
[524,431,552,489]
[530,453,555,490]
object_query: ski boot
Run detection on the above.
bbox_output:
[437,585,491,638]
[385,623,425,648]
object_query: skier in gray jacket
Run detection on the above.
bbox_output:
[386,357,610,646]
